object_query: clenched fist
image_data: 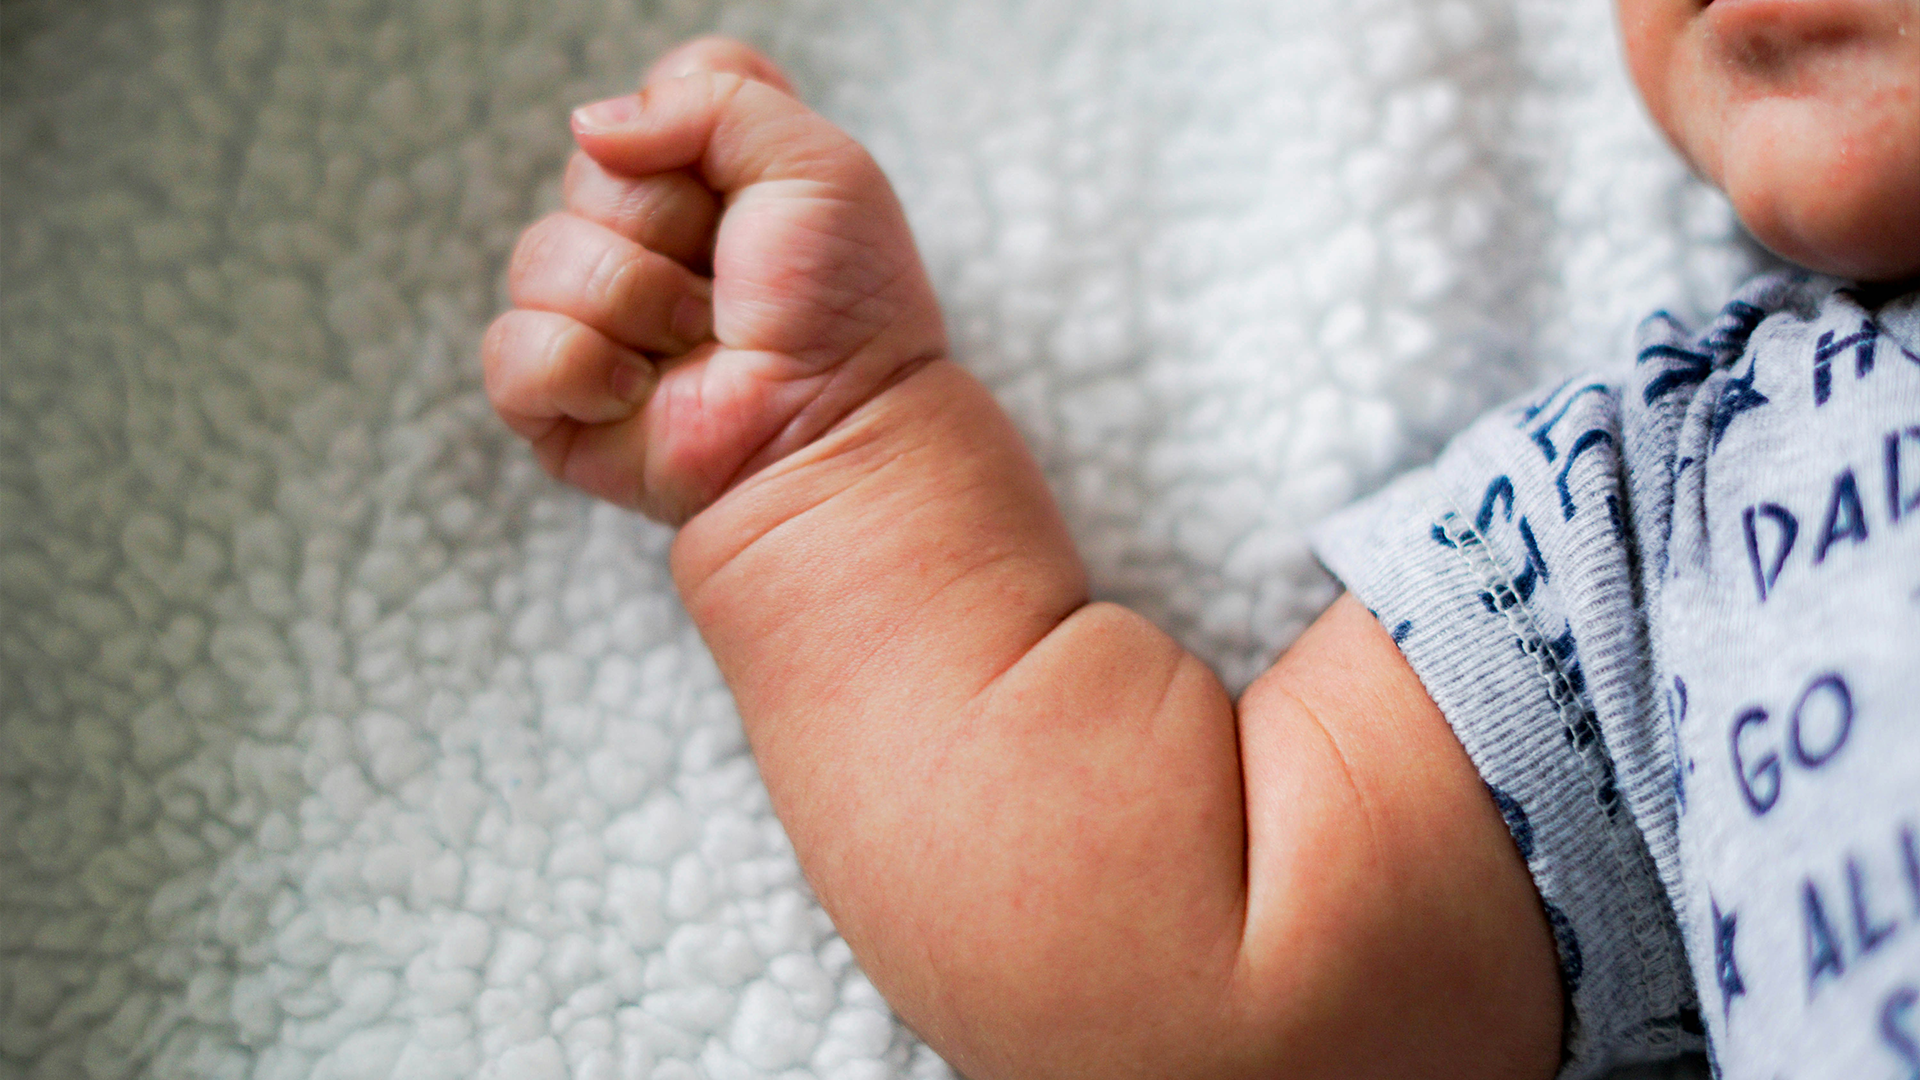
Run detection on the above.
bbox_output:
[483,38,947,523]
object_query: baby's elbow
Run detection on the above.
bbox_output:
[874,903,1259,1080]
[845,622,1268,1078]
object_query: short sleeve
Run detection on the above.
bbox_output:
[1312,271,1920,1079]
[1312,373,1702,1075]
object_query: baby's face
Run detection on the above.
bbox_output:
[1618,0,1920,280]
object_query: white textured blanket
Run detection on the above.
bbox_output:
[2,0,1751,1077]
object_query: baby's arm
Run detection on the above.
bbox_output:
[486,40,1562,1080]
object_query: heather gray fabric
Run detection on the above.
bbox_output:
[1315,272,1920,1079]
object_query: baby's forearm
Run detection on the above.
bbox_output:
[672,358,1254,1077]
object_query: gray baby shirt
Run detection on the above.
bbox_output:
[1312,271,1919,1079]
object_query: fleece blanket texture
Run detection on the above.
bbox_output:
[2,0,1754,1076]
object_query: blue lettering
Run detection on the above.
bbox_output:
[1815,468,1870,563]
[1731,672,1857,816]
[1555,428,1615,520]
[1732,425,1914,596]
[1513,517,1547,602]
[1883,985,1920,1080]
[1813,322,1879,406]
[1849,856,1900,956]
[1732,707,1781,816]
[1640,344,1714,403]
[1903,825,1920,919]
[1666,675,1690,811]
[1544,630,1583,696]
[1476,476,1515,532]
[1524,382,1611,461]
[1804,878,1847,993]
[1743,503,1798,602]
[1712,899,1746,1021]
[1703,300,1768,358]
[1789,673,1854,769]
[1892,427,1920,524]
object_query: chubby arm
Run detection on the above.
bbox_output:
[487,39,1562,1080]
[677,360,1562,1079]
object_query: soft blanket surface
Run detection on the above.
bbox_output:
[2,0,1748,1077]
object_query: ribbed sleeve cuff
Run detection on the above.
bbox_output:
[1313,467,1696,1076]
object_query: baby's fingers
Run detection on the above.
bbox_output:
[482,309,655,437]
[509,212,713,355]
[562,154,718,270]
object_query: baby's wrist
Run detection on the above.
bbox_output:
[673,355,1064,608]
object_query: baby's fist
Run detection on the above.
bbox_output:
[483,39,947,523]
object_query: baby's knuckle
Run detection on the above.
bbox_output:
[581,238,628,297]
[508,215,569,284]
[613,184,655,232]
[539,323,587,394]
[544,316,586,364]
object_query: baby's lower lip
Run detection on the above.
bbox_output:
[1703,0,1891,32]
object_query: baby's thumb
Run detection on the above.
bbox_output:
[570,69,864,200]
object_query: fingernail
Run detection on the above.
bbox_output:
[672,294,711,345]
[611,360,654,404]
[572,95,643,133]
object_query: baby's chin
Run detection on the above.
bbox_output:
[1716,102,1920,282]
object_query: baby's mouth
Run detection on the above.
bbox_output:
[1703,0,1891,35]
